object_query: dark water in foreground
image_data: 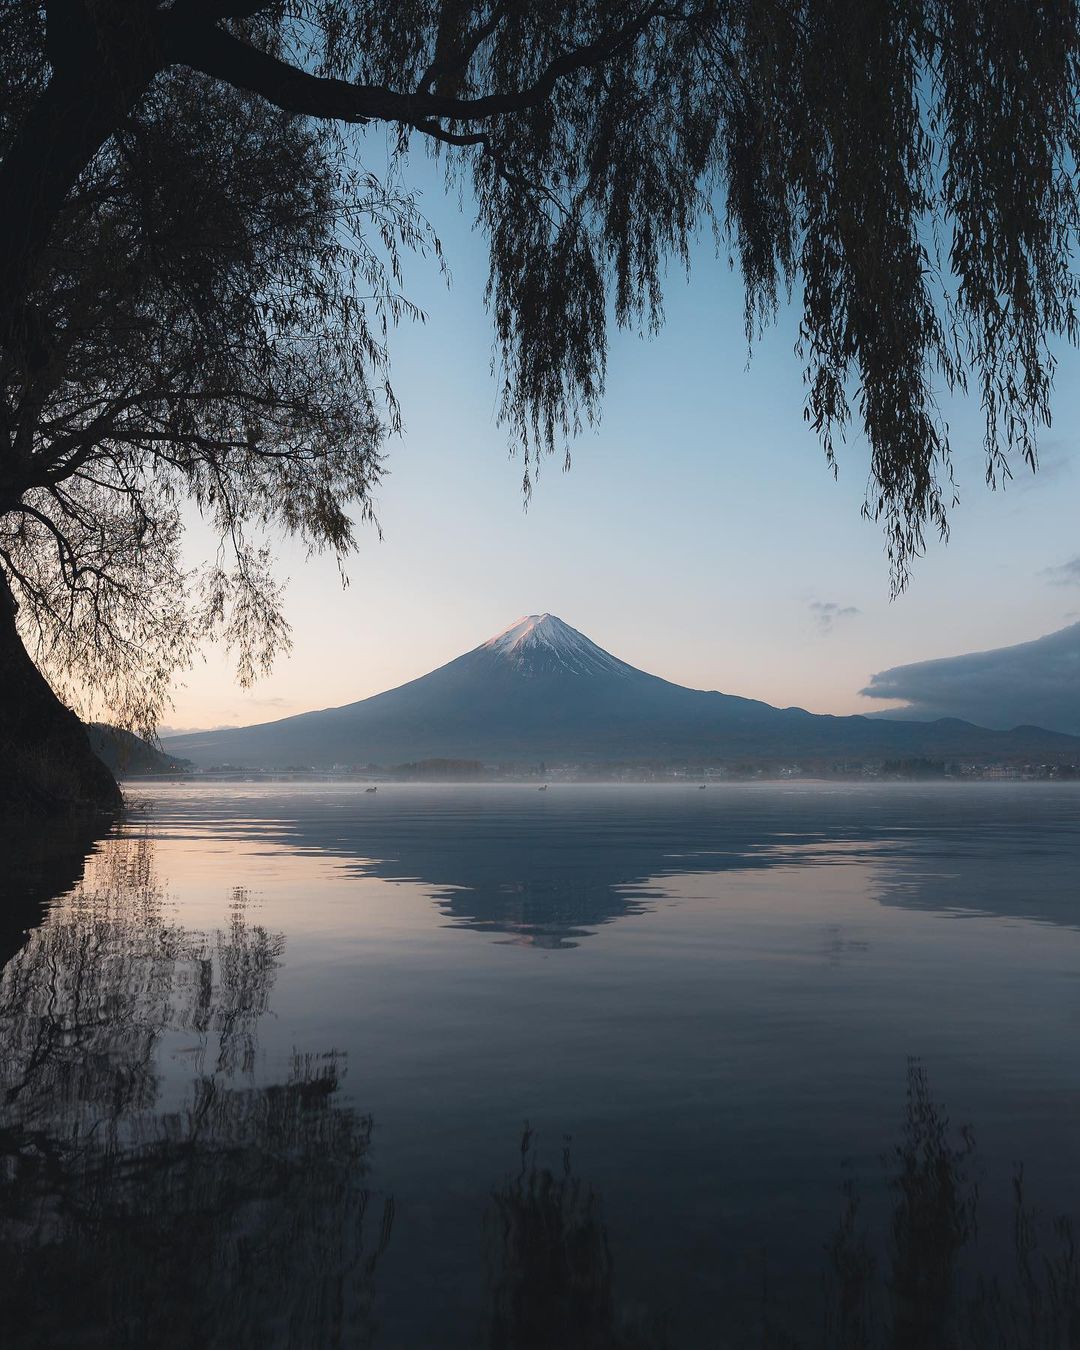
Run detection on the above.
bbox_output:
[2,782,1080,1348]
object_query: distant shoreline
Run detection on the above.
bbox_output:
[120,769,1080,786]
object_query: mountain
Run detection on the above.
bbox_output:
[162,613,1080,770]
[88,725,191,776]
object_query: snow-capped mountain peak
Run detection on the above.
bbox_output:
[481,614,629,678]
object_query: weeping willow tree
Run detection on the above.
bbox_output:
[2,0,1079,809]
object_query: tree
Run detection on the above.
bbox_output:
[3,0,1080,809]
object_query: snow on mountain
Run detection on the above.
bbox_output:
[481,614,630,678]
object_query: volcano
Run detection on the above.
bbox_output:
[162,613,1080,770]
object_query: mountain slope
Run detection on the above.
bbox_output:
[163,614,1080,769]
[88,726,192,776]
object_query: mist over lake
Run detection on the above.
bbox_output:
[4,781,1080,1347]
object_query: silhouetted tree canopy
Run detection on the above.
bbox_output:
[3,0,1080,727]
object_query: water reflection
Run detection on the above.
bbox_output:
[0,814,110,971]
[277,799,689,948]
[3,788,1080,1347]
[483,1065,1080,1350]
[0,834,391,1349]
[227,784,1080,944]
[1,822,1077,1349]
[801,1062,1080,1349]
[484,1127,668,1350]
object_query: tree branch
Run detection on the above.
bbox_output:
[420,1,513,95]
[167,3,680,127]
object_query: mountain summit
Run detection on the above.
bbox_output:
[163,614,1080,770]
[481,614,629,678]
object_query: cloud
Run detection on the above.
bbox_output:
[861,621,1080,735]
[809,600,861,635]
[159,698,294,737]
[1042,556,1080,588]
[157,723,236,736]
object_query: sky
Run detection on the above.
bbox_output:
[164,145,1080,734]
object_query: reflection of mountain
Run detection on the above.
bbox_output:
[337,810,687,950]
[262,791,832,948]
[0,835,390,1349]
[219,790,817,948]
[215,785,1080,945]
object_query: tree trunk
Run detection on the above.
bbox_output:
[0,5,160,365]
[0,572,122,816]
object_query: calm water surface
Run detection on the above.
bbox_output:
[2,782,1080,1347]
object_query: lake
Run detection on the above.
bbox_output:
[2,781,1080,1348]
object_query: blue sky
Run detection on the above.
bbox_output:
[165,146,1080,732]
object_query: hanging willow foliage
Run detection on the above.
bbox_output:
[2,1,1079,725]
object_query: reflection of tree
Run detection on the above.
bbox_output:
[817,1061,1079,1350]
[483,1069,1080,1350]
[0,838,284,1122]
[819,1061,977,1350]
[0,835,391,1350]
[483,1127,666,1350]
[0,812,108,972]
